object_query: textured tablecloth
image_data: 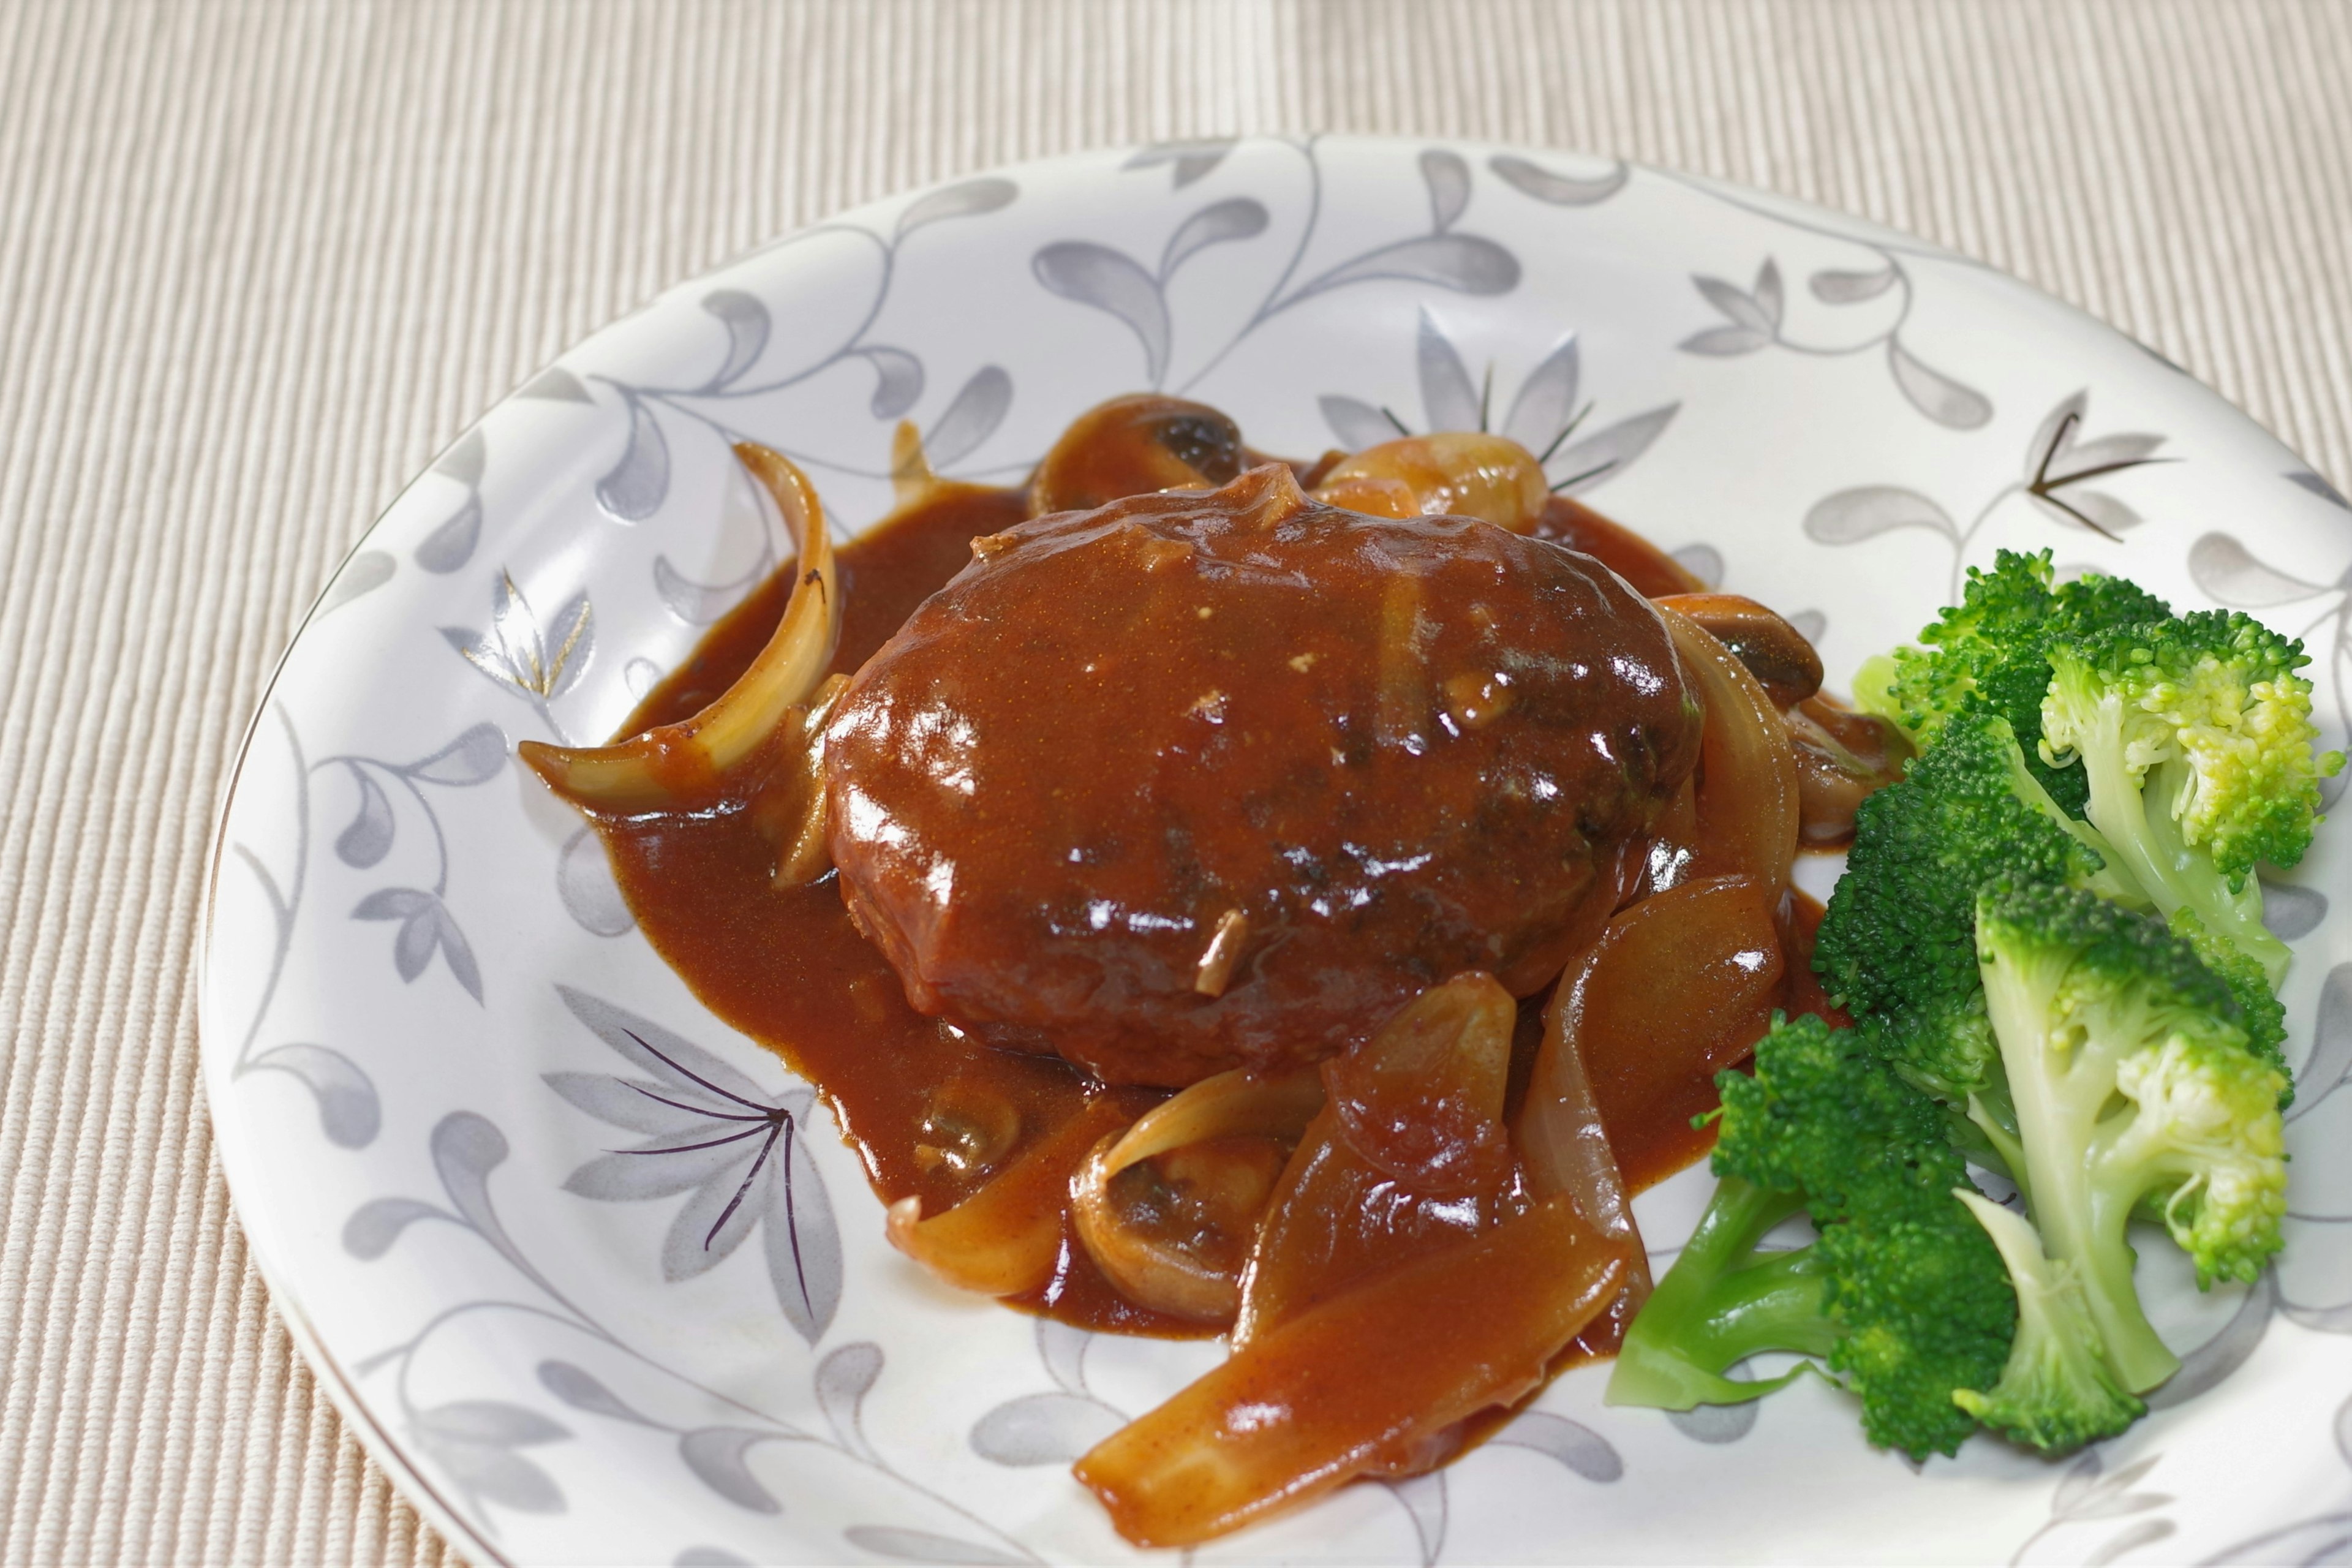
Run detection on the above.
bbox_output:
[3,1,2349,1561]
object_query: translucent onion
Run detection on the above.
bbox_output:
[1074,1196,1630,1548]
[1657,604,1800,889]
[1068,1067,1324,1323]
[519,442,840,812]
[1514,970,1652,1354]
[1314,432,1549,533]
[886,1097,1131,1297]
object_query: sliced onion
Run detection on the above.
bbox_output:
[519,442,840,812]
[1657,605,1799,889]
[1515,970,1652,1352]
[1069,1067,1324,1323]
[1314,432,1549,533]
[1074,1196,1630,1548]
[886,1097,1130,1297]
[1236,976,1520,1349]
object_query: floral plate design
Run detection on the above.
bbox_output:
[201,137,2352,1567]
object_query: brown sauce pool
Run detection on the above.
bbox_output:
[597,483,1833,1338]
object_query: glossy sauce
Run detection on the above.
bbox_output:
[597,477,1830,1336]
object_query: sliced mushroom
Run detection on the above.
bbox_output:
[1069,1066,1324,1324]
[1029,395,1245,516]
[886,1096,1131,1297]
[1653,592,1823,708]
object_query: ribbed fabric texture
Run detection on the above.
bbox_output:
[0,1,2345,1561]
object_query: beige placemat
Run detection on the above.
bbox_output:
[2,1,2347,1561]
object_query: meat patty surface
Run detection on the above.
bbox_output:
[822,464,1702,1087]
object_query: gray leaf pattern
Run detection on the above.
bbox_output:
[596,393,671,521]
[2034,488,2141,536]
[1672,543,1725,589]
[924,366,1012,469]
[1490,1410,1624,1482]
[1292,233,1520,301]
[445,571,594,705]
[414,1400,568,1516]
[334,767,394,868]
[434,430,488,487]
[841,1526,1030,1566]
[405,723,508,786]
[537,1360,658,1427]
[1320,394,1399,452]
[1804,485,1958,544]
[351,887,483,1001]
[551,988,839,1341]
[1420,148,1471,232]
[249,1042,382,1148]
[699,290,770,391]
[519,366,595,403]
[318,549,395,615]
[1487,152,1629,206]
[676,1550,755,1567]
[1888,339,1993,429]
[2288,963,2352,1120]
[1415,307,1481,435]
[2288,469,2352,508]
[1667,1400,1758,1443]
[1695,267,1779,335]
[416,492,483,575]
[1159,197,1268,277]
[1501,333,1579,450]
[654,549,775,626]
[1033,242,1170,383]
[1787,608,1828,644]
[860,346,925,420]
[1811,265,1897,303]
[1548,404,1679,494]
[679,1428,782,1513]
[968,1393,1123,1467]
[1123,139,1234,189]
[2260,877,2328,941]
[2146,1272,2275,1410]
[2188,532,2334,608]
[557,826,635,938]
[816,1341,884,1463]
[1681,324,1773,357]
[895,177,1018,239]
[342,1195,446,1259]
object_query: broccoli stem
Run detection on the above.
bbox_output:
[1981,955,2182,1392]
[2080,733,2286,989]
[1605,1178,1831,1411]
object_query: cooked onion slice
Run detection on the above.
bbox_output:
[1657,604,1799,889]
[1069,1066,1324,1323]
[519,442,840,811]
[1237,975,1519,1348]
[1314,432,1549,533]
[1074,1196,1630,1548]
[886,1097,1130,1297]
[1515,969,1652,1354]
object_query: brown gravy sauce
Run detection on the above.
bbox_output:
[597,483,1831,1338]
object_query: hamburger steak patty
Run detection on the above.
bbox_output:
[821,464,1703,1087]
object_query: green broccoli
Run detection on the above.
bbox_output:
[1608,1015,2015,1460]
[1950,1191,2144,1452]
[2040,610,2342,988]
[1975,883,2289,1394]
[2170,909,2291,1104]
[1814,708,2122,1107]
[1855,549,2171,816]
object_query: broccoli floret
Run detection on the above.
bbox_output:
[1975,883,2288,1393]
[1815,709,2119,1105]
[1609,1016,2013,1460]
[2041,611,2342,987]
[1950,1191,2143,1452]
[1855,550,2171,816]
[2170,909,2291,1104]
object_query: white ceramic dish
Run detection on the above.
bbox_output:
[201,137,2352,1566]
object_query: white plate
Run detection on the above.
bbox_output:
[201,137,2352,1566]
